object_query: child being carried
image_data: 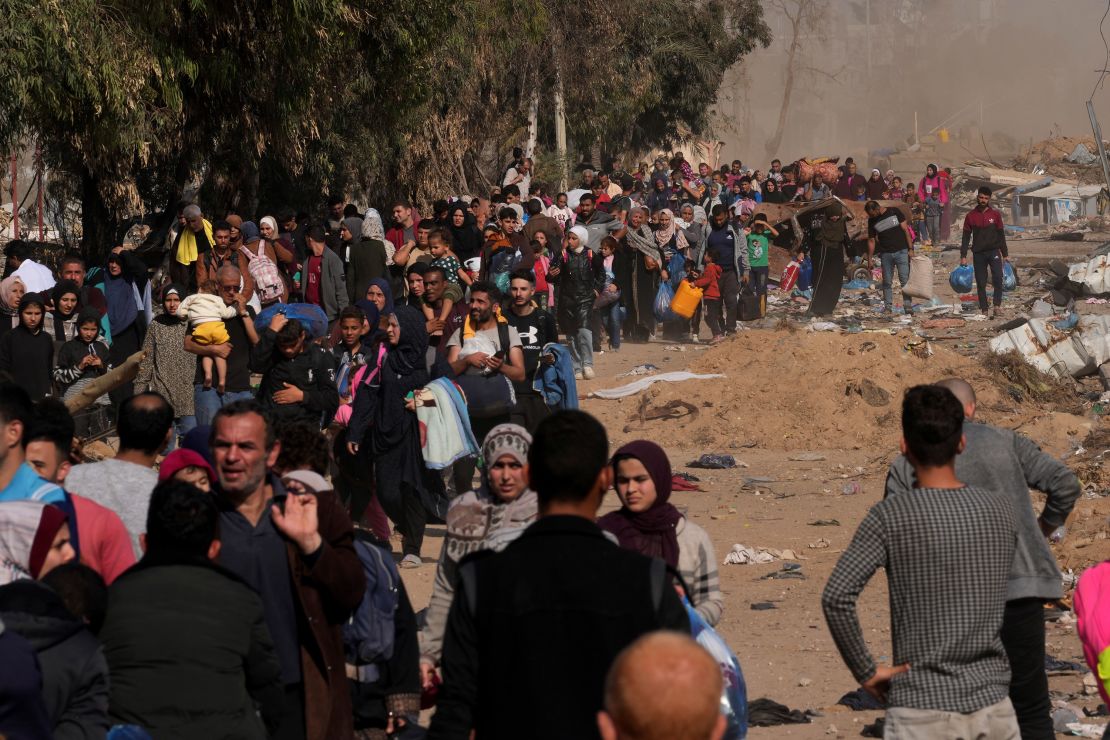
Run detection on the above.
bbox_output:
[178,281,240,392]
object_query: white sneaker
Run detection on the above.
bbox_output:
[574,370,584,380]
[583,366,596,380]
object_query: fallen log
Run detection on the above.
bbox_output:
[63,351,146,413]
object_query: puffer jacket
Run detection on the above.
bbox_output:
[0,580,110,740]
[550,248,604,331]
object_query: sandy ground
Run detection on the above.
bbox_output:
[400,236,1110,738]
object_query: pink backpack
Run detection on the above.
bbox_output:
[240,243,285,304]
[1075,561,1110,706]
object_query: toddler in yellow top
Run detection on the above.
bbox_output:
[178,281,240,392]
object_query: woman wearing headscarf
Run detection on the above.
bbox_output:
[654,209,692,341]
[598,441,723,626]
[239,219,289,307]
[918,164,948,246]
[347,306,444,568]
[0,275,25,340]
[446,202,482,264]
[343,215,388,306]
[103,250,151,404]
[0,500,110,739]
[45,280,82,350]
[0,501,75,586]
[1,293,53,400]
[365,277,394,317]
[866,169,887,200]
[136,285,196,444]
[225,214,244,252]
[419,423,539,685]
[617,206,664,343]
[808,200,849,317]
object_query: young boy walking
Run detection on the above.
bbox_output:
[822,385,1020,739]
[692,251,723,344]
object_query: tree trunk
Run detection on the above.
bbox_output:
[554,67,568,192]
[525,90,539,161]
[80,166,118,267]
[765,36,798,159]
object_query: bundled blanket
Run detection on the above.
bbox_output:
[415,378,479,469]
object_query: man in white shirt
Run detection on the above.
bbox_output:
[502,158,532,201]
[5,241,55,293]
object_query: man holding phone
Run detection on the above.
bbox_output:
[446,282,526,491]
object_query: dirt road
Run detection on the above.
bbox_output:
[401,243,1109,737]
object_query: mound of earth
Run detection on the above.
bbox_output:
[590,329,1033,453]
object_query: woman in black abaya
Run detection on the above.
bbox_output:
[807,201,849,317]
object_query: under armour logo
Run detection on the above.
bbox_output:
[518,324,539,345]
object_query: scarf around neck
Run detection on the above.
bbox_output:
[597,440,682,569]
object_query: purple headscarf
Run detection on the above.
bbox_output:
[597,440,682,569]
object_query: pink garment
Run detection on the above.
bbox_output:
[918,175,949,205]
[1076,561,1110,707]
[71,493,136,584]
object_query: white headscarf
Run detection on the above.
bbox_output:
[362,208,386,241]
[260,215,279,237]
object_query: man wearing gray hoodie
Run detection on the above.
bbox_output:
[884,378,1079,740]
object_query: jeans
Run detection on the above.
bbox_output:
[1001,598,1054,740]
[880,249,912,309]
[749,266,769,296]
[193,386,255,427]
[168,415,197,451]
[566,326,593,371]
[925,214,941,244]
[600,303,622,349]
[973,250,1004,310]
[719,269,740,332]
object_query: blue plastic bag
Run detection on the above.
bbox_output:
[654,281,678,322]
[948,264,975,294]
[1002,261,1017,291]
[797,256,813,291]
[668,252,687,289]
[685,600,747,739]
[254,302,329,339]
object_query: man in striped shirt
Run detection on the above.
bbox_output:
[822,385,1020,739]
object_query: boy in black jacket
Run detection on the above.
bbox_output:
[250,313,339,426]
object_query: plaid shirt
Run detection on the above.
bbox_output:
[822,486,1018,713]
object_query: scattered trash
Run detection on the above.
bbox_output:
[808,519,841,526]
[750,602,777,611]
[670,475,703,492]
[842,482,862,496]
[760,563,806,579]
[619,363,660,377]
[636,399,700,423]
[1067,142,1098,165]
[663,344,686,352]
[746,698,818,727]
[688,454,737,469]
[921,318,966,330]
[1064,722,1106,738]
[1045,655,1087,674]
[1087,298,1109,304]
[807,321,839,332]
[845,379,892,407]
[675,471,700,482]
[859,340,877,353]
[588,371,725,399]
[1054,707,1081,733]
[788,452,826,461]
[723,544,804,565]
[798,677,813,688]
[743,476,777,485]
[1031,299,1055,318]
[990,315,1110,381]
[837,688,886,711]
[808,538,831,549]
[861,718,885,738]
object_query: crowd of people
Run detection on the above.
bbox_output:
[0,148,1079,740]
